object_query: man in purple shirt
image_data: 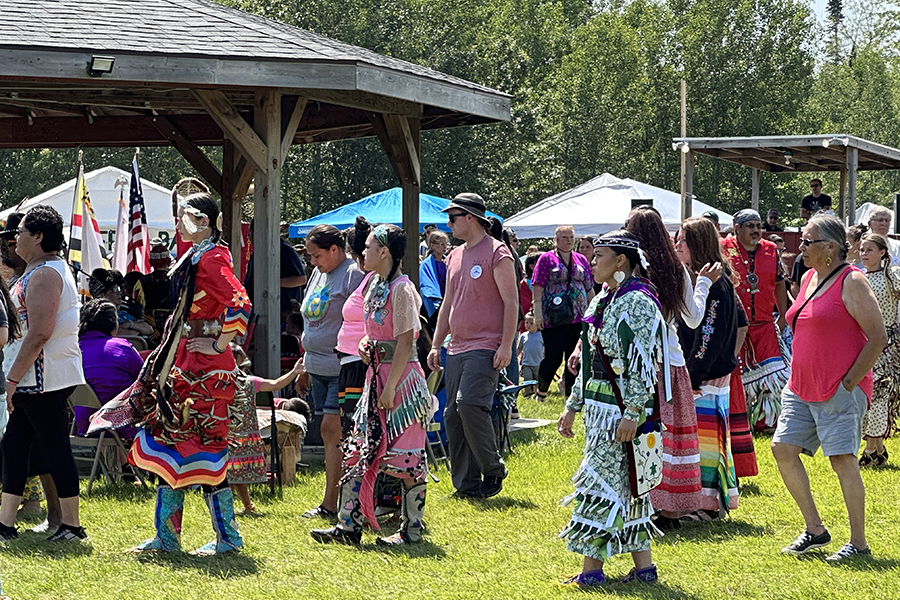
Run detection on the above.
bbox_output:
[78,300,143,402]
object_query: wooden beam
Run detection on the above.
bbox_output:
[252,90,282,380]
[683,151,693,221]
[380,114,421,287]
[839,167,847,221]
[146,114,222,195]
[751,168,760,211]
[847,146,858,225]
[193,89,268,173]
[281,87,421,117]
[280,96,307,164]
[233,159,255,203]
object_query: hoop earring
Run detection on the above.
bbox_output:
[613,270,626,284]
[825,256,832,266]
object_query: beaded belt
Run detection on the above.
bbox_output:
[369,340,418,364]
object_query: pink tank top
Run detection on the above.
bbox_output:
[785,267,873,402]
[335,271,374,356]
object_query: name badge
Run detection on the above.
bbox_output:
[470,265,482,279]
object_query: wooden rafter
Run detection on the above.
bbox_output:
[146,114,223,195]
[193,89,267,172]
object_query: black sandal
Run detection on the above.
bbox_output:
[874,448,889,466]
[859,451,877,468]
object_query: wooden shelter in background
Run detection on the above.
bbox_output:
[672,135,900,224]
[0,0,511,377]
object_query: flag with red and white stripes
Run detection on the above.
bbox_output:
[126,154,151,274]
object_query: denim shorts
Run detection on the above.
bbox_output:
[773,383,867,457]
[309,372,340,416]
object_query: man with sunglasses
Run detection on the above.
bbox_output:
[427,193,518,499]
[800,179,832,220]
[722,209,790,433]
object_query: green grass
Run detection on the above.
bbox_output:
[2,393,899,599]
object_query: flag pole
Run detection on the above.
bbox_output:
[68,149,84,267]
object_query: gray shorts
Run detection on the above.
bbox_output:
[521,364,539,385]
[773,384,867,457]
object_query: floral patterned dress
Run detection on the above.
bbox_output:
[863,268,900,438]
[560,281,666,561]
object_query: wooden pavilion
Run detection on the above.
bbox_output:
[672,134,900,223]
[0,0,511,377]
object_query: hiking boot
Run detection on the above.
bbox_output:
[310,526,361,546]
[47,523,88,542]
[782,529,831,555]
[826,543,871,562]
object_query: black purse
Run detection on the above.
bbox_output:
[544,252,576,326]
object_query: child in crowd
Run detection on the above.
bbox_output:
[229,344,306,513]
[518,311,544,399]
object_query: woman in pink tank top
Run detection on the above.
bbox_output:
[773,214,886,562]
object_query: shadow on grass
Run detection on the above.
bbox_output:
[359,538,447,559]
[509,428,540,448]
[84,482,156,502]
[573,581,703,598]
[134,549,261,576]
[0,536,94,559]
[795,552,900,572]
[465,495,539,511]
[656,518,770,545]
[737,481,767,497]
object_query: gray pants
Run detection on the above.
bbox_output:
[444,349,507,494]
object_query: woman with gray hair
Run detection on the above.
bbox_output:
[773,213,886,561]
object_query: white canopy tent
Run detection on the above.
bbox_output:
[0,166,176,249]
[504,173,733,238]
[854,202,894,230]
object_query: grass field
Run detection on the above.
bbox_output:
[1,393,898,599]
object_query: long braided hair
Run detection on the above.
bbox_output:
[373,224,407,280]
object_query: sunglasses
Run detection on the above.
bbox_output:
[799,238,825,247]
[447,212,469,223]
[741,223,762,230]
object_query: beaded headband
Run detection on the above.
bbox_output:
[593,237,650,269]
[373,224,389,246]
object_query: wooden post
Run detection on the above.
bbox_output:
[683,151,694,221]
[838,167,847,223]
[221,138,242,278]
[751,168,760,211]
[847,146,858,226]
[252,90,282,380]
[894,193,900,234]
[679,80,689,222]
[371,112,422,288]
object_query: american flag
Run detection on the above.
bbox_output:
[126,154,151,274]
[68,161,110,295]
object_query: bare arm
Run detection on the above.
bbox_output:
[775,278,788,329]
[281,274,307,289]
[841,271,888,390]
[735,326,747,358]
[427,269,454,371]
[532,284,544,329]
[0,326,8,349]
[257,359,305,392]
[492,257,519,370]
[6,268,61,383]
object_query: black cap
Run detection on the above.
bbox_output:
[0,212,24,240]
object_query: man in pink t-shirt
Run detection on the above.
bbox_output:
[427,193,518,499]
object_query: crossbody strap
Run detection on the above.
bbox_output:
[791,263,848,331]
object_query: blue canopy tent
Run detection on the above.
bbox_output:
[288,187,502,237]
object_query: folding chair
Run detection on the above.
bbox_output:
[68,384,146,494]
[425,368,450,475]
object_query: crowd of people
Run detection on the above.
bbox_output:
[0,185,893,591]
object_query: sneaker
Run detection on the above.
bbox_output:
[479,475,504,499]
[47,523,88,542]
[562,569,606,587]
[621,564,658,583]
[301,505,337,520]
[310,526,361,546]
[0,523,18,542]
[826,543,871,562]
[782,529,831,555]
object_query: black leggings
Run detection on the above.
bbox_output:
[537,322,582,397]
[1,386,79,498]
